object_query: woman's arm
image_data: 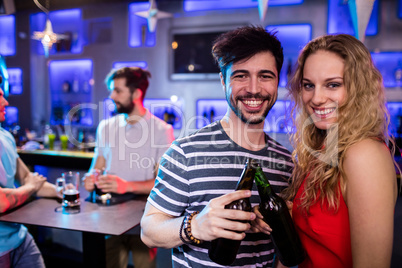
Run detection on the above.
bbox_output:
[344,139,397,268]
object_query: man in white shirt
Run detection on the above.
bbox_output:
[84,67,174,268]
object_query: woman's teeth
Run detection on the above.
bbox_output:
[314,108,335,115]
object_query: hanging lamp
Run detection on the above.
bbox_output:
[31,0,68,57]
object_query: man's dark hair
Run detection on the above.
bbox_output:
[104,67,151,102]
[212,25,284,82]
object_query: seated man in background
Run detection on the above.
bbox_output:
[0,74,62,268]
[83,67,175,268]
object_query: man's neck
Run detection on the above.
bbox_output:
[220,115,267,151]
[125,104,146,125]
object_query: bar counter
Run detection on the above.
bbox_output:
[17,149,94,170]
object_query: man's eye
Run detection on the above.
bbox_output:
[260,74,273,79]
[233,74,247,80]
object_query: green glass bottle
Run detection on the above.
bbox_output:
[254,163,305,267]
[208,158,256,265]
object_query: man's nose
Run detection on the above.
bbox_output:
[248,77,260,95]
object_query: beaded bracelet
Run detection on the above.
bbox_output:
[184,211,203,245]
[179,215,188,244]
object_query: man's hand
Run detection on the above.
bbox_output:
[190,190,256,242]
[97,174,128,194]
[25,172,46,193]
[83,169,103,192]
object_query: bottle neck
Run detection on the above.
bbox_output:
[254,168,275,199]
[235,161,255,191]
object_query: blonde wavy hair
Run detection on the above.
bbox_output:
[283,34,396,213]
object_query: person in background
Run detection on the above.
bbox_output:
[83,67,175,268]
[283,34,397,267]
[0,74,62,268]
[140,25,293,267]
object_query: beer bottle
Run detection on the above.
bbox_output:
[208,158,256,265]
[254,163,305,267]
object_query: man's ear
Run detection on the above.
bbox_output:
[132,88,142,102]
[219,72,225,92]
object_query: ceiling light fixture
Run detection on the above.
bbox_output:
[135,0,172,32]
[31,0,68,57]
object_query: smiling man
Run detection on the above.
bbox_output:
[140,26,294,267]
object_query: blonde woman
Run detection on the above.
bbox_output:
[281,34,399,268]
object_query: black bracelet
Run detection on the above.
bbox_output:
[179,215,188,244]
[184,211,202,245]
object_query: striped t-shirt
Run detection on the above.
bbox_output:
[148,121,293,267]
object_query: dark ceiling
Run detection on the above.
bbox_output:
[14,0,183,13]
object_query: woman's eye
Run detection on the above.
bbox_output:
[328,83,341,88]
[302,83,313,90]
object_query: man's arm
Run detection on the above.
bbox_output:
[96,175,155,195]
[0,183,43,213]
[96,162,160,195]
[14,157,60,198]
[141,190,256,248]
[0,158,47,213]
[14,157,30,185]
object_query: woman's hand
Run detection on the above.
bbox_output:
[250,205,272,235]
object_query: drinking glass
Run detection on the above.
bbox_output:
[61,171,80,208]
[60,134,68,150]
[48,133,56,150]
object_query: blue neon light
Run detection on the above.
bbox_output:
[0,15,16,56]
[5,106,18,126]
[399,0,402,18]
[0,55,9,96]
[7,68,23,95]
[49,59,94,126]
[266,24,312,87]
[128,3,156,47]
[327,0,378,36]
[184,0,303,12]
[112,61,148,69]
[144,99,183,129]
[386,102,402,138]
[196,99,227,129]
[371,52,402,88]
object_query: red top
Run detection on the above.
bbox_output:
[292,179,353,268]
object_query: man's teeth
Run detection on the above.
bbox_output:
[243,100,263,107]
[314,108,335,115]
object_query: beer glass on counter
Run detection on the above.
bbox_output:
[61,171,81,208]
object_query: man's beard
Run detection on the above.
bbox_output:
[226,93,276,125]
[116,101,135,114]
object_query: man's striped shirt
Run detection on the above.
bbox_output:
[148,121,293,267]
